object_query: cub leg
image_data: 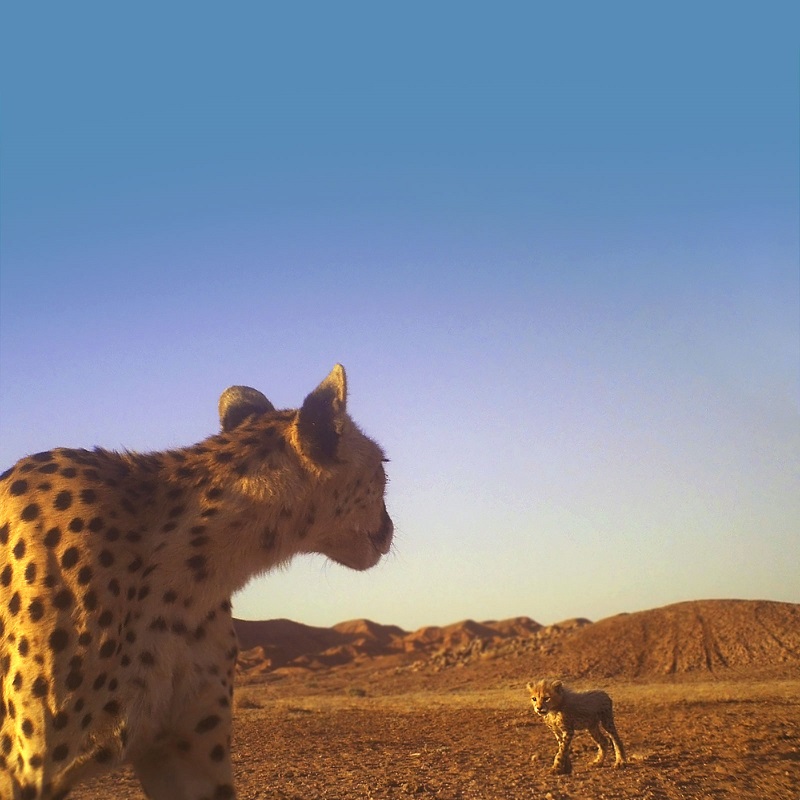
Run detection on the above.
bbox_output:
[551,728,573,775]
[601,712,626,768]
[587,721,609,766]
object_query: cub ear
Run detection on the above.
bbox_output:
[296,364,347,464]
[526,683,534,693]
[219,386,275,432]
[552,680,563,692]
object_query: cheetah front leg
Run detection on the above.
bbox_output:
[132,699,235,800]
[551,728,573,775]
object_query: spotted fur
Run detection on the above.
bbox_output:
[527,678,626,774]
[0,365,393,799]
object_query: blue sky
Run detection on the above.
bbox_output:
[1,4,798,629]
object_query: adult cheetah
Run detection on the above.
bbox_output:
[0,365,393,799]
[527,678,626,774]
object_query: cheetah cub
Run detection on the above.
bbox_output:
[527,678,626,774]
[0,365,392,800]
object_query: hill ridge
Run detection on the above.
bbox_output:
[233,598,800,681]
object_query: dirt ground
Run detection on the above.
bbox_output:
[74,673,800,800]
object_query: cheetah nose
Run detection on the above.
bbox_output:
[369,507,393,554]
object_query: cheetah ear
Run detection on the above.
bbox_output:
[218,386,275,432]
[296,364,347,464]
[552,680,563,691]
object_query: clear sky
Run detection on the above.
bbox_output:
[1,4,798,630]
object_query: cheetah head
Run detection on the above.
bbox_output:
[220,365,393,572]
[527,679,563,715]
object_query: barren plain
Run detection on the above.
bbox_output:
[74,600,800,799]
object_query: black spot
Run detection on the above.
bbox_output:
[60,467,77,478]
[186,555,207,571]
[66,671,83,691]
[12,539,25,559]
[53,589,74,610]
[88,516,105,532]
[37,462,59,474]
[149,617,168,632]
[61,547,79,569]
[77,565,93,585]
[103,699,120,715]
[214,784,236,800]
[32,451,54,463]
[10,480,28,496]
[8,593,21,615]
[98,610,114,628]
[0,524,8,545]
[99,640,116,658]
[49,629,69,653]
[24,563,37,584]
[163,590,177,603]
[210,744,226,761]
[94,747,112,764]
[195,714,221,734]
[28,599,44,622]
[31,676,49,698]
[104,527,120,542]
[108,579,121,597]
[68,517,84,533]
[78,631,93,646]
[1,566,11,587]
[127,557,143,573]
[99,551,115,568]
[83,590,98,611]
[80,489,98,504]
[44,527,62,548]
[139,651,156,666]
[21,718,34,737]
[54,491,73,511]
[21,504,40,522]
[52,743,70,761]
[52,712,69,730]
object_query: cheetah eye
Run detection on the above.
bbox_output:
[381,457,390,464]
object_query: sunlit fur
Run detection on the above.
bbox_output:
[0,365,392,800]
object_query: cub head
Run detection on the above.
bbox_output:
[527,679,564,715]
[220,364,393,572]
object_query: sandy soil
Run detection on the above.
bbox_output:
[74,674,800,800]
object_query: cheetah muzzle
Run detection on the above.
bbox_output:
[0,364,393,800]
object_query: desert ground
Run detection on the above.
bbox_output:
[72,600,800,799]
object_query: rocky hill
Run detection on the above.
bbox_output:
[233,599,800,682]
